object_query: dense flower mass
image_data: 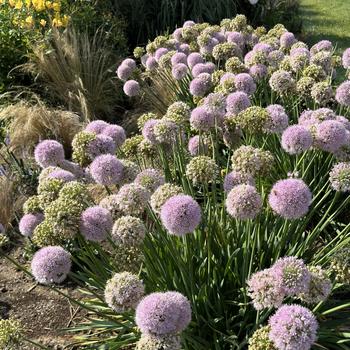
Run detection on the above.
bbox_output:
[90,155,124,186]
[34,140,65,168]
[112,216,146,246]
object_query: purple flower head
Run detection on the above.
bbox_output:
[226,91,251,115]
[269,304,318,350]
[244,51,254,65]
[253,43,273,55]
[187,53,204,69]
[247,268,284,310]
[80,206,113,242]
[290,47,310,58]
[155,48,169,61]
[272,256,311,295]
[171,52,187,66]
[226,184,262,220]
[226,31,244,47]
[311,40,333,55]
[315,120,347,152]
[142,119,160,144]
[188,135,210,156]
[336,115,350,131]
[117,64,133,81]
[190,106,215,131]
[336,81,350,106]
[122,58,137,69]
[87,134,116,159]
[34,140,65,168]
[31,246,71,285]
[269,70,295,95]
[85,120,109,134]
[160,194,201,236]
[281,125,313,154]
[234,73,256,95]
[172,28,183,41]
[342,48,350,69]
[203,92,227,116]
[191,62,215,77]
[189,73,212,97]
[179,43,190,55]
[329,162,350,192]
[220,72,236,84]
[101,125,126,147]
[172,63,188,80]
[280,32,296,48]
[47,169,76,182]
[183,20,195,27]
[269,179,312,219]
[265,104,289,133]
[146,56,158,71]
[135,168,165,192]
[90,155,124,186]
[223,170,255,193]
[249,64,268,81]
[123,80,140,97]
[135,291,191,335]
[19,213,44,237]
[199,38,218,55]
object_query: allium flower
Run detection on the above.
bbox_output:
[72,131,98,166]
[280,31,296,48]
[336,81,350,106]
[290,51,310,72]
[160,194,201,236]
[189,73,212,97]
[31,246,71,284]
[299,108,336,129]
[248,326,276,350]
[19,213,44,237]
[23,195,42,214]
[297,77,315,97]
[171,52,187,65]
[87,134,116,159]
[226,184,262,219]
[135,291,191,335]
[135,334,181,350]
[253,43,273,54]
[235,106,269,133]
[234,73,256,95]
[122,58,137,69]
[99,194,122,220]
[47,169,76,182]
[85,120,109,134]
[281,125,313,154]
[80,206,113,242]
[265,105,289,133]
[298,266,332,304]
[227,31,245,47]
[269,179,312,219]
[336,115,350,131]
[101,125,126,147]
[153,118,179,144]
[223,170,255,192]
[192,62,215,77]
[231,145,274,177]
[269,70,295,95]
[154,47,169,61]
[104,272,144,312]
[311,81,333,105]
[302,64,326,81]
[32,220,57,247]
[329,162,350,191]
[188,135,211,156]
[272,256,311,295]
[249,64,268,81]
[117,64,133,81]
[135,168,165,192]
[38,178,65,208]
[115,183,150,216]
[315,120,347,152]
[166,101,191,124]
[146,56,158,70]
[34,140,65,168]
[123,80,140,97]
[121,135,143,159]
[150,183,183,214]
[212,42,240,61]
[138,112,160,131]
[311,51,332,72]
[142,119,160,144]
[342,48,350,69]
[269,304,318,350]
[226,91,251,115]
[186,156,218,185]
[172,63,188,80]
[0,319,22,348]
[190,106,215,131]
[90,155,124,186]
[112,215,146,246]
[203,92,226,116]
[187,52,204,69]
[311,40,333,55]
[247,268,284,310]
[225,56,246,74]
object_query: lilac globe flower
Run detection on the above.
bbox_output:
[226,91,251,115]
[336,81,350,106]
[142,119,160,144]
[179,44,190,55]
[117,64,133,81]
[155,48,169,61]
[90,155,124,186]
[85,120,109,134]
[226,184,262,220]
[329,162,350,192]
[172,63,188,80]
[187,52,204,69]
[121,58,136,69]
[135,168,165,192]
[336,115,350,131]
[191,62,216,77]
[101,125,126,147]
[47,169,76,182]
[269,304,318,350]
[123,80,140,97]
[265,104,289,133]
[31,246,71,284]
[34,140,65,168]
[19,213,44,237]
[146,56,158,71]
[227,31,244,47]
[87,134,116,159]
[188,135,210,156]
[160,194,201,236]
[189,73,212,97]
[315,120,347,152]
[280,31,296,48]
[249,64,268,81]
[234,73,256,95]
[135,291,191,335]
[311,40,332,55]
[281,125,313,154]
[80,206,113,242]
[190,106,215,131]
[269,179,312,219]
[171,52,187,66]
[223,171,255,193]
[342,48,350,69]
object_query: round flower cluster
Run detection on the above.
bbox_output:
[135,168,165,193]
[34,140,65,168]
[329,162,350,191]
[135,334,181,350]
[223,170,255,193]
[0,319,22,349]
[185,156,219,185]
[248,326,276,350]
[150,183,183,214]
[112,216,146,247]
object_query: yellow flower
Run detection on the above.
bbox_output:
[32,0,45,11]
[40,19,46,26]
[9,0,16,7]
[25,15,34,27]
[52,17,62,27]
[25,0,31,7]
[52,1,60,11]
[61,14,69,27]
[45,0,52,8]
[14,0,23,9]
